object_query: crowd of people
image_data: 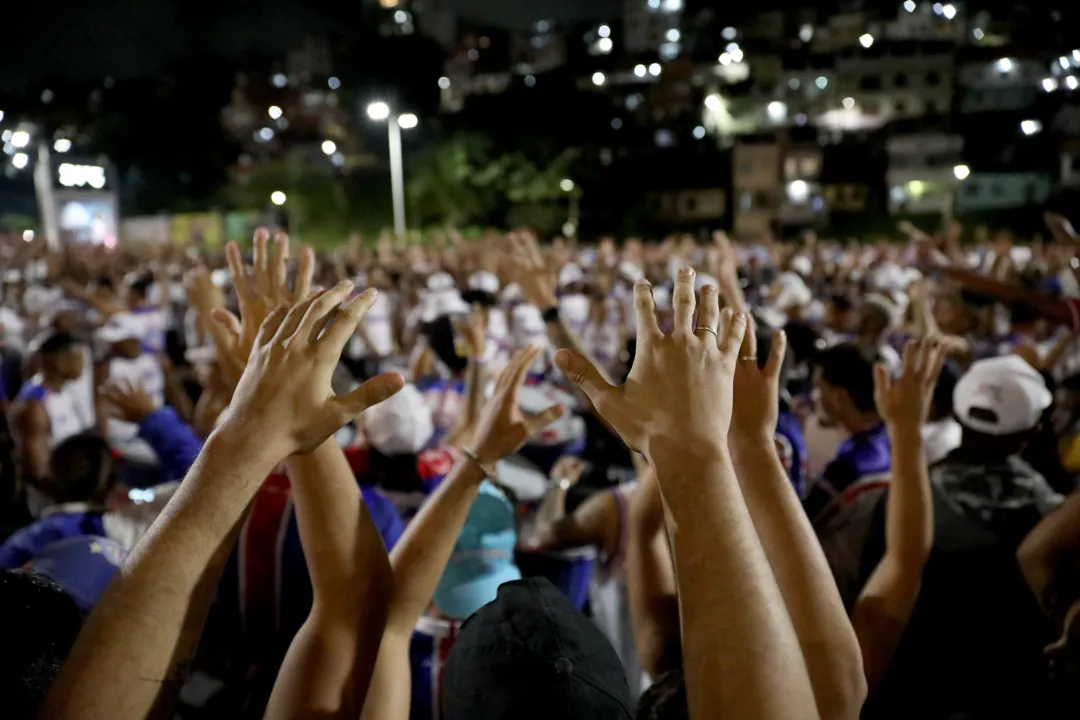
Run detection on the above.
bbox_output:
[2,217,1080,719]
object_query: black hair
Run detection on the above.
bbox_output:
[50,434,115,504]
[366,449,425,494]
[38,332,79,358]
[95,276,115,291]
[461,289,498,308]
[129,274,154,299]
[636,668,688,720]
[930,358,960,422]
[1009,301,1039,328]
[828,293,854,313]
[816,342,879,413]
[0,570,83,719]
[423,315,468,374]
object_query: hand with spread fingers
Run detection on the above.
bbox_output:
[554,266,749,459]
[220,281,405,456]
[466,346,566,465]
[211,228,315,383]
[872,336,947,434]
[101,379,157,424]
[506,231,558,310]
[730,318,788,448]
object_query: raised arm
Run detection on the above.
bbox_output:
[556,268,817,720]
[852,338,945,691]
[360,347,564,720]
[727,315,866,719]
[42,281,399,720]
[626,462,680,676]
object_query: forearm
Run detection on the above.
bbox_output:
[270,441,392,719]
[42,432,275,719]
[653,445,817,720]
[534,484,569,538]
[285,441,393,611]
[884,427,934,572]
[627,473,680,676]
[1018,491,1080,605]
[385,460,486,632]
[730,436,866,717]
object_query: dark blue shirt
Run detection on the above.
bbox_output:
[803,423,891,523]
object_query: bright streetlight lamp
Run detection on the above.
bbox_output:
[367,102,391,121]
[271,191,287,206]
[560,178,575,192]
[54,138,72,153]
[268,105,283,120]
[953,164,970,180]
[367,102,417,237]
[321,140,337,155]
[12,152,28,169]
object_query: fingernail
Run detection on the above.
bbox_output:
[679,266,695,280]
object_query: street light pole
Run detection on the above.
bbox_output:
[388,119,406,238]
[32,140,61,252]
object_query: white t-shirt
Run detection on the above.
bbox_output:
[349,292,396,358]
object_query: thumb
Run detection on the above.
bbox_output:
[336,372,406,417]
[526,404,566,434]
[554,349,615,401]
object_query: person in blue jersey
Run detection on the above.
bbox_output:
[0,382,202,567]
[10,333,93,503]
[806,341,893,605]
[23,535,127,614]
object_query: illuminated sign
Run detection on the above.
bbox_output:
[58,163,106,189]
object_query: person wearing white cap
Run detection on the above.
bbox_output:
[931,355,1063,547]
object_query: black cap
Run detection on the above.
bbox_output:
[443,577,634,720]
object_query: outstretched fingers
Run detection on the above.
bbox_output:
[634,280,663,346]
[672,266,697,337]
[554,348,617,407]
[336,372,406,417]
[718,308,749,360]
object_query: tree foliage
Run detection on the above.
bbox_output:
[408,134,578,233]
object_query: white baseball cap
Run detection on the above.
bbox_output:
[362,383,434,455]
[953,355,1052,436]
[427,272,456,292]
[557,264,585,288]
[95,313,143,344]
[468,271,500,294]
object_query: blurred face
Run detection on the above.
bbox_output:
[934,295,968,335]
[114,339,142,360]
[823,302,853,333]
[52,311,78,334]
[813,370,845,428]
[56,347,85,381]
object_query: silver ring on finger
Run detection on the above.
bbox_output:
[696,326,719,339]
[739,355,758,362]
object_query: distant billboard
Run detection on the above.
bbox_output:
[170,213,224,248]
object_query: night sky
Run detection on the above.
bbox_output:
[0,0,619,92]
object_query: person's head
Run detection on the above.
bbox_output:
[635,668,688,720]
[442,577,634,720]
[125,273,154,306]
[95,313,143,360]
[50,434,116,505]
[434,480,521,619]
[823,293,855,333]
[813,343,880,431]
[0,570,83,718]
[1009,301,1040,334]
[857,295,896,342]
[38,332,85,383]
[953,354,1052,458]
[50,309,79,334]
[362,383,434,457]
[933,291,970,335]
[368,265,391,290]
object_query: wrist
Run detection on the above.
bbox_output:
[886,421,923,445]
[206,421,285,478]
[649,436,729,474]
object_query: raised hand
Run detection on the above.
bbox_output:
[213,229,315,382]
[554,267,749,459]
[221,281,405,455]
[506,231,558,309]
[873,337,947,433]
[466,346,566,465]
[101,379,157,423]
[730,319,787,447]
[550,455,587,487]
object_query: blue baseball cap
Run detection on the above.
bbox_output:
[24,536,126,614]
[434,481,521,620]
